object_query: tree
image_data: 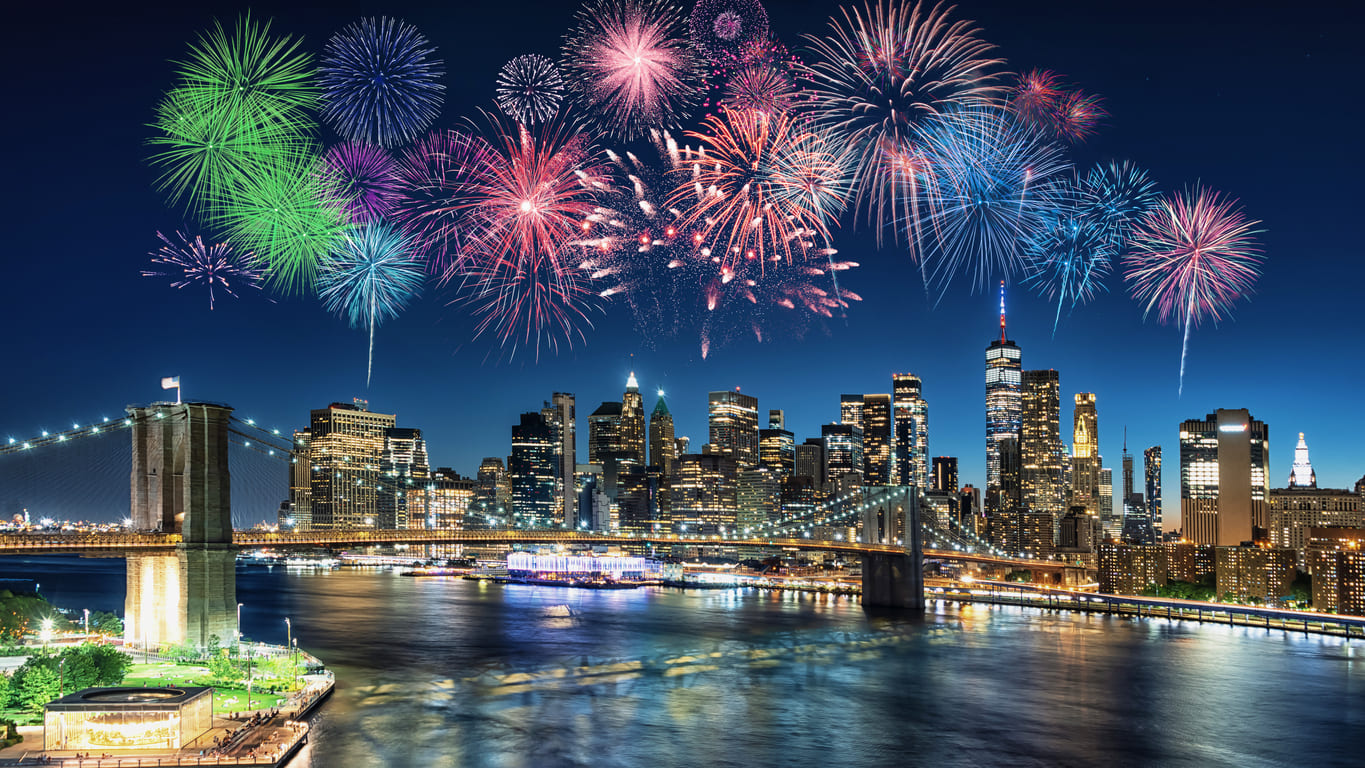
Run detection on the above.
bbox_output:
[89,611,123,637]
[16,667,58,715]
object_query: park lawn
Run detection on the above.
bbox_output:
[211,687,285,713]
[123,663,286,712]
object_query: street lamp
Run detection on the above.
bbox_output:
[236,603,244,655]
[83,609,90,638]
[291,637,298,692]
[40,618,53,649]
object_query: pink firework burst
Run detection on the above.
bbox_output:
[1122,185,1265,393]
[1055,89,1107,142]
[1008,69,1065,126]
[562,0,700,141]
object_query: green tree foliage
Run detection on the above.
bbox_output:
[16,666,58,714]
[89,611,124,636]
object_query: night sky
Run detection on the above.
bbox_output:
[3,0,1363,527]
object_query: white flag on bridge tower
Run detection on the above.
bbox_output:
[161,376,181,404]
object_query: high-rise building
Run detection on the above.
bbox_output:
[1269,487,1362,566]
[795,439,825,491]
[472,458,509,527]
[587,401,624,467]
[932,457,959,495]
[1288,432,1317,488]
[1120,431,1154,545]
[988,437,1023,552]
[840,394,864,430]
[616,467,660,534]
[379,427,429,529]
[620,373,646,467]
[540,393,576,528]
[670,454,739,534]
[738,469,782,533]
[759,427,795,477]
[406,468,475,530]
[1021,369,1065,542]
[769,409,785,430]
[985,282,1022,501]
[1071,393,1100,514]
[708,390,760,469]
[308,402,397,529]
[892,374,929,487]
[1180,409,1269,546]
[781,475,817,520]
[1099,467,1115,539]
[862,394,893,485]
[510,412,557,527]
[1308,528,1365,616]
[648,391,677,475]
[1144,446,1163,536]
[822,423,864,482]
[287,430,312,530]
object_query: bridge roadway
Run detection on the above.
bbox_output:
[0,529,1065,571]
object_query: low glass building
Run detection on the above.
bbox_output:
[44,687,212,752]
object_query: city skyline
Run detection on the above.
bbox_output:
[2,0,1363,529]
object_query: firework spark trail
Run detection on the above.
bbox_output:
[320,142,401,224]
[318,221,426,385]
[1006,69,1107,143]
[445,116,610,359]
[495,54,566,125]
[689,0,770,61]
[391,129,494,276]
[1121,185,1264,394]
[319,17,445,148]
[800,0,1005,250]
[562,0,699,141]
[143,231,265,309]
[915,105,1070,297]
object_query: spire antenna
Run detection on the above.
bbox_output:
[999,281,1007,343]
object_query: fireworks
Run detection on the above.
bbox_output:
[562,0,699,141]
[210,153,349,294]
[916,105,1070,293]
[1081,160,1159,243]
[1122,186,1264,394]
[449,117,610,357]
[495,54,566,126]
[319,17,445,148]
[143,230,264,309]
[801,0,1005,245]
[669,109,852,270]
[705,37,807,115]
[1006,69,1106,143]
[689,0,769,61]
[320,142,401,224]
[319,221,426,385]
[148,14,318,212]
[391,129,493,277]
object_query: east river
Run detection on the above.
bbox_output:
[6,556,1363,767]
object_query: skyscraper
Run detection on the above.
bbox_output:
[986,283,1022,500]
[1180,409,1269,546]
[795,439,825,492]
[620,373,646,467]
[988,437,1022,552]
[840,394,864,429]
[932,457,959,495]
[587,402,624,466]
[862,394,893,485]
[892,373,929,487]
[541,393,576,527]
[738,469,781,533]
[1288,432,1317,488]
[308,401,397,529]
[1099,467,1115,538]
[1071,393,1100,514]
[379,427,429,529]
[473,457,509,527]
[1120,431,1154,544]
[759,427,795,476]
[1144,446,1163,536]
[648,391,676,475]
[510,412,557,527]
[670,454,738,534]
[1021,370,1065,541]
[769,409,785,429]
[288,429,312,530]
[822,423,864,482]
[708,390,760,468]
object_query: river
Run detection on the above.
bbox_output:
[5,556,1363,767]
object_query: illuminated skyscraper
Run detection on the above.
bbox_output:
[407,468,474,530]
[1021,370,1065,542]
[1288,432,1317,488]
[708,390,759,468]
[473,457,509,527]
[795,439,825,492]
[759,427,795,477]
[510,412,557,527]
[1145,446,1163,535]
[769,410,785,429]
[670,454,738,534]
[932,457,959,494]
[379,427,429,529]
[288,429,312,530]
[308,401,397,529]
[1121,431,1154,545]
[1099,467,1115,538]
[986,283,1022,499]
[862,394,893,485]
[648,391,676,474]
[541,393,576,527]
[738,468,781,533]
[840,394,864,430]
[1071,393,1100,514]
[822,423,864,482]
[620,373,646,467]
[587,401,624,466]
[893,374,929,487]
[1180,409,1269,546]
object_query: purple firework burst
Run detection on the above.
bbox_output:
[143,230,265,309]
[320,142,401,224]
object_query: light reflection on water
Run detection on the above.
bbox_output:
[5,558,1362,767]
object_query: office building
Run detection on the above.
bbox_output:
[307,401,397,529]
[587,401,624,466]
[769,409,785,430]
[1099,467,1115,539]
[985,283,1022,502]
[510,412,557,527]
[616,467,660,533]
[287,430,312,530]
[759,427,795,477]
[1288,432,1317,488]
[541,393,576,527]
[1021,369,1065,543]
[1269,487,1363,566]
[620,373,646,467]
[795,439,825,492]
[738,468,782,533]
[862,394,893,485]
[648,391,676,475]
[1071,393,1100,515]
[1145,446,1163,536]
[781,475,818,520]
[407,468,475,530]
[379,427,429,529]
[577,474,612,531]
[709,390,760,468]
[840,394,864,430]
[987,437,1022,552]
[1120,433,1154,545]
[893,373,929,488]
[1181,409,1270,546]
[472,458,509,527]
[822,423,864,482]
[670,454,739,534]
[932,457,959,495]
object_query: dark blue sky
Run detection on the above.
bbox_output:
[2,0,1362,528]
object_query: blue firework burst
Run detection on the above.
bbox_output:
[319,17,445,148]
[318,221,426,384]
